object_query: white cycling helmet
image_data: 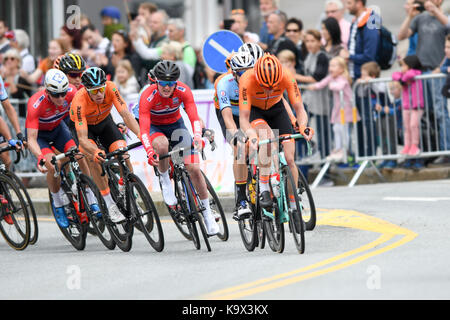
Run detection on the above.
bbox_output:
[44,68,69,93]
[230,51,255,72]
[239,43,264,61]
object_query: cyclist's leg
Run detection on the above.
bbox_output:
[151,127,177,206]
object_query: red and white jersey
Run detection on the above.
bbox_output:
[138,81,202,153]
[25,84,77,131]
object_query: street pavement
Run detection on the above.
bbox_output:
[1,179,449,300]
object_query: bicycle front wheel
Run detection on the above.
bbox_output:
[285,166,305,254]
[128,173,164,252]
[0,174,30,250]
[263,203,285,254]
[180,172,203,250]
[297,169,316,231]
[49,189,87,251]
[202,171,228,241]
[79,174,116,250]
[6,171,38,245]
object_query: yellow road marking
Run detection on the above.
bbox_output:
[200,209,417,300]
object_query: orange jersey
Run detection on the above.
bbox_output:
[213,71,232,109]
[238,67,302,111]
[70,81,127,130]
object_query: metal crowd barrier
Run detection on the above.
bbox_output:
[295,73,450,188]
[0,98,42,178]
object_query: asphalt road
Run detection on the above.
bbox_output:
[1,179,450,300]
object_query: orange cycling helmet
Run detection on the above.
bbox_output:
[254,53,283,88]
[225,52,236,71]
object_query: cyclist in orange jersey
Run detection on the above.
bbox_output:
[70,67,140,223]
[238,53,313,209]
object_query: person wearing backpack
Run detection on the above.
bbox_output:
[340,0,380,158]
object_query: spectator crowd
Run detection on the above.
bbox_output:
[1,0,450,179]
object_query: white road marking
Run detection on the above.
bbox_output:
[383,197,450,202]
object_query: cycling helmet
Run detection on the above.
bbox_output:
[153,60,180,81]
[147,68,157,83]
[254,53,283,88]
[81,67,107,89]
[239,43,264,61]
[53,54,65,70]
[44,69,69,93]
[58,53,86,74]
[229,51,254,72]
[225,52,236,71]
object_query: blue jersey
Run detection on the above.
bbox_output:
[0,76,9,101]
[216,73,240,117]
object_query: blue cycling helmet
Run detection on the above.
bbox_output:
[81,67,107,89]
[100,6,121,20]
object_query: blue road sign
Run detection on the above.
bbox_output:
[202,30,243,73]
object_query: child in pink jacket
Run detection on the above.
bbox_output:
[392,55,424,156]
[309,56,360,162]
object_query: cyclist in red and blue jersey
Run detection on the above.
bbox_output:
[25,69,99,228]
[139,60,220,236]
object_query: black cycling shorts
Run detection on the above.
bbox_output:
[84,115,124,152]
[249,100,294,136]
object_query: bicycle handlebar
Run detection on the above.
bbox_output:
[0,143,23,164]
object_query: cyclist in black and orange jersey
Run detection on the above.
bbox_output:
[238,53,314,209]
[70,67,141,223]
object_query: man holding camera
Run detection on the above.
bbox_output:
[398,0,450,163]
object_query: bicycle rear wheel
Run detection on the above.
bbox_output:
[6,171,38,245]
[297,169,316,231]
[128,173,164,252]
[0,174,30,250]
[202,171,228,241]
[285,166,305,254]
[49,189,87,251]
[79,174,116,250]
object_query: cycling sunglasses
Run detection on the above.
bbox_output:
[157,80,177,87]
[87,86,106,95]
[47,90,68,98]
[68,72,82,78]
[234,70,247,77]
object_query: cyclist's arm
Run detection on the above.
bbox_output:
[24,128,42,159]
[221,108,238,136]
[0,117,12,141]
[181,89,202,139]
[238,78,257,141]
[284,70,309,129]
[281,97,297,127]
[111,83,140,138]
[138,92,153,153]
[1,99,22,136]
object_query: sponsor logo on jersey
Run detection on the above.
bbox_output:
[33,95,45,109]
[177,86,186,92]
[173,97,179,105]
